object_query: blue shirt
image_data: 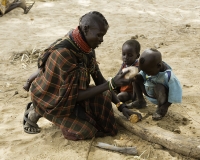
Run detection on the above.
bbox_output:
[139,62,182,104]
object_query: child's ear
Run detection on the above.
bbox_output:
[157,62,162,68]
[137,54,140,58]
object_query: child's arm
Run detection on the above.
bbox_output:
[132,73,144,82]
[23,69,40,92]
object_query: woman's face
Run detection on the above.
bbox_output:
[122,44,138,66]
[84,22,108,49]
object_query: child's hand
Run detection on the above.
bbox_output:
[122,66,138,79]
[132,74,143,82]
[129,74,139,82]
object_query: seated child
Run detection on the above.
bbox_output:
[131,48,182,120]
[23,37,62,91]
[116,39,140,103]
[23,53,49,91]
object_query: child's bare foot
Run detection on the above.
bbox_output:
[23,82,31,91]
[152,112,163,120]
[152,105,169,121]
[126,100,146,109]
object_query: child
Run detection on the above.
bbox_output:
[23,69,40,91]
[23,37,62,91]
[131,48,182,120]
[116,39,140,103]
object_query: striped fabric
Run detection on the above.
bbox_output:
[30,29,117,140]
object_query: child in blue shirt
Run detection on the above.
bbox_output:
[131,48,182,120]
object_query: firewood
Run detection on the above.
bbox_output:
[113,107,200,159]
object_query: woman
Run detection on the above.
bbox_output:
[23,11,142,141]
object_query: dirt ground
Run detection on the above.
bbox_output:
[0,0,200,159]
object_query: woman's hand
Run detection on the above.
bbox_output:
[113,70,130,87]
[122,108,142,120]
[118,103,142,120]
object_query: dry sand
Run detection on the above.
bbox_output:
[0,0,200,159]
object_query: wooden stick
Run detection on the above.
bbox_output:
[113,107,200,159]
[85,137,95,160]
[95,142,137,155]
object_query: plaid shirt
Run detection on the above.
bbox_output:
[31,33,99,117]
[30,30,117,139]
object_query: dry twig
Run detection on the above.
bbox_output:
[85,137,95,160]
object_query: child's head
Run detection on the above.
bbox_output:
[122,39,140,66]
[139,48,162,76]
[79,11,109,49]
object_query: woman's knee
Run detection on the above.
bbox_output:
[62,129,80,141]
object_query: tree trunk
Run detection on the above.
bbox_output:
[113,108,200,159]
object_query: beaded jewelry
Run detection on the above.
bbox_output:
[108,78,117,90]
[72,27,91,54]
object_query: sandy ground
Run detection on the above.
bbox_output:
[0,0,200,159]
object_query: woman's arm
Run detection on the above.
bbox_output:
[90,70,125,104]
[77,70,130,102]
[77,81,109,101]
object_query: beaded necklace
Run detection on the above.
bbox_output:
[72,27,91,54]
